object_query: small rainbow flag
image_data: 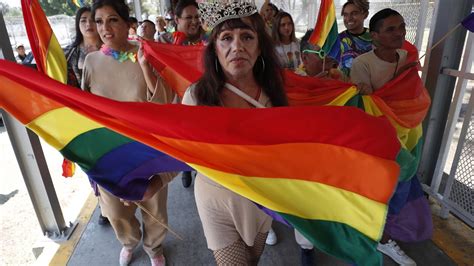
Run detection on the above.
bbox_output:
[21,0,67,83]
[308,0,341,60]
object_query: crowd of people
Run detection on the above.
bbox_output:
[14,0,422,265]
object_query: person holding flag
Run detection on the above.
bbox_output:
[82,1,177,265]
[338,0,372,78]
[351,9,418,265]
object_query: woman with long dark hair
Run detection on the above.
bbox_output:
[182,2,287,265]
[64,6,102,88]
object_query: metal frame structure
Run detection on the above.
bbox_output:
[426,32,473,226]
[419,0,474,227]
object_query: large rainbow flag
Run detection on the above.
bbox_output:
[144,40,429,182]
[1,57,402,264]
[308,0,341,60]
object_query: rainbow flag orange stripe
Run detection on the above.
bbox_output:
[0,57,401,264]
[21,0,67,83]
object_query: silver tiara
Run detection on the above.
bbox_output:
[198,0,258,30]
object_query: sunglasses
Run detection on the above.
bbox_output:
[303,49,326,60]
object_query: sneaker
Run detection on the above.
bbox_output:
[182,171,192,188]
[377,239,416,266]
[265,228,277,245]
[150,254,166,266]
[301,248,315,266]
[119,247,133,266]
[97,214,109,225]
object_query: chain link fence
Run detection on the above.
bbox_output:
[449,112,474,224]
[261,0,435,53]
[5,15,74,52]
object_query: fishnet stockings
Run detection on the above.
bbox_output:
[213,232,269,266]
[213,239,247,265]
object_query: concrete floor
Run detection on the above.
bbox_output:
[67,174,457,266]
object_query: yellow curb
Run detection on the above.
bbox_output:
[48,192,97,266]
[430,201,474,265]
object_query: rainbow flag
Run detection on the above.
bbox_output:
[308,0,340,60]
[22,0,75,176]
[143,40,433,245]
[71,0,86,8]
[0,58,402,265]
[21,0,67,83]
[144,40,429,182]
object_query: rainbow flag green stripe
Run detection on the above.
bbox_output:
[282,214,382,265]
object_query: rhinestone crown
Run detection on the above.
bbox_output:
[198,0,258,30]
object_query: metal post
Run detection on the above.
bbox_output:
[417,0,473,185]
[414,0,429,51]
[429,33,474,195]
[0,12,73,240]
[133,0,143,20]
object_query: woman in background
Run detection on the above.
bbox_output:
[64,6,102,88]
[272,11,301,71]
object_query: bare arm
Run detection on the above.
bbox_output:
[138,41,158,96]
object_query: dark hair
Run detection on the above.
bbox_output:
[92,0,130,24]
[300,29,315,53]
[141,19,155,26]
[129,17,138,24]
[369,8,402,32]
[72,6,91,47]
[175,0,198,18]
[341,0,369,15]
[272,12,296,45]
[268,3,279,16]
[194,14,288,107]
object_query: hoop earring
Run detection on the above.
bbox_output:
[260,56,265,72]
[215,58,219,73]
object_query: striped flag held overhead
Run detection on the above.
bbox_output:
[309,0,341,60]
[21,0,67,83]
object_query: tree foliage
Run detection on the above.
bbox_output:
[38,0,76,16]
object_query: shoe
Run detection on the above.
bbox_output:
[182,171,192,188]
[119,247,133,266]
[150,254,166,266]
[301,248,315,266]
[97,214,109,225]
[377,239,416,266]
[265,228,277,245]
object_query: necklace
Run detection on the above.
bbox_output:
[100,44,137,63]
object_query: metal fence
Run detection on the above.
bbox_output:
[260,0,435,53]
[5,15,74,51]
[426,31,474,227]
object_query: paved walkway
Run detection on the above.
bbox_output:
[67,174,456,266]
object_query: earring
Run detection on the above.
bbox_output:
[215,58,219,73]
[260,56,265,72]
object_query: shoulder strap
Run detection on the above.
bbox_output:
[224,83,265,108]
